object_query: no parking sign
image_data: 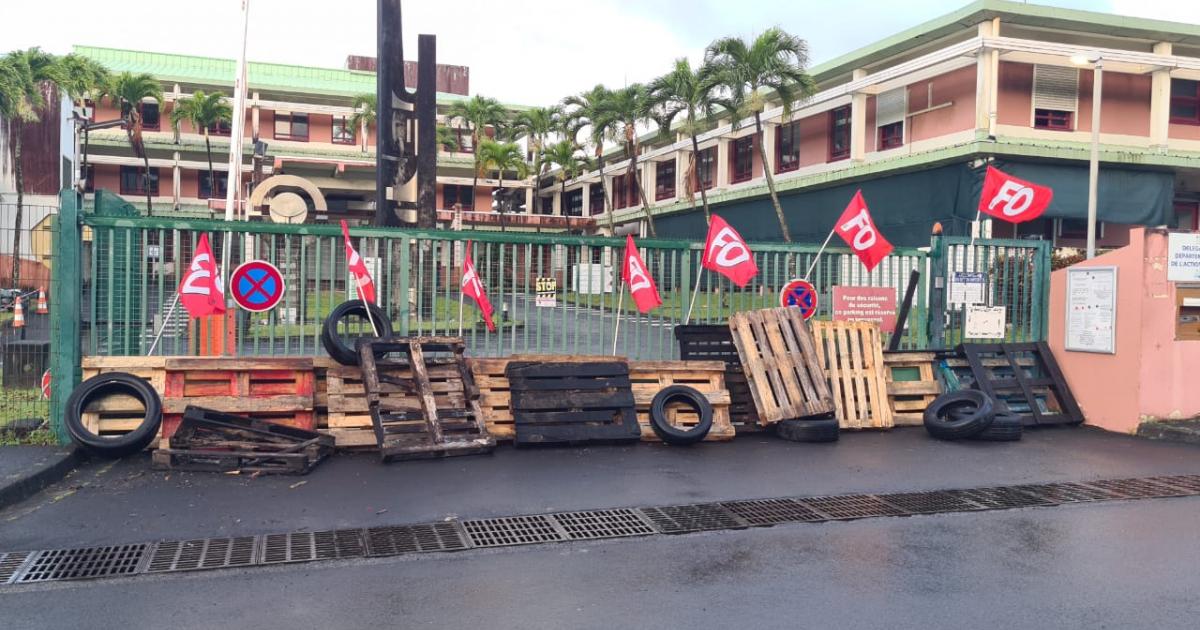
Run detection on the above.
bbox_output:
[779,279,818,320]
[230,260,286,312]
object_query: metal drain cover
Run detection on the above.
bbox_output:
[366,523,469,556]
[17,544,148,583]
[877,491,983,514]
[800,495,907,520]
[1145,475,1200,493]
[260,532,322,564]
[552,509,656,540]
[462,515,565,548]
[640,503,747,534]
[0,551,31,584]
[948,486,1052,509]
[722,498,827,526]
[1085,478,1192,499]
[1009,482,1121,504]
[314,529,367,560]
[148,537,257,573]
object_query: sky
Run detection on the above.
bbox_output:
[1,0,1197,107]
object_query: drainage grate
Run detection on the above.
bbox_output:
[877,491,983,514]
[462,515,565,548]
[17,544,148,583]
[0,552,31,584]
[722,498,828,526]
[314,529,366,560]
[1085,478,1192,499]
[1145,475,1200,493]
[640,503,747,534]
[552,509,656,540]
[148,537,257,573]
[260,532,320,564]
[800,495,907,520]
[365,523,469,556]
[1009,482,1122,504]
[948,486,1053,509]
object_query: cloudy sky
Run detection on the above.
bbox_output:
[2,0,1196,106]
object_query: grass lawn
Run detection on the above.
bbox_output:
[0,387,55,446]
[560,290,778,320]
[245,295,517,338]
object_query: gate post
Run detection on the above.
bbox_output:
[49,190,83,444]
[927,226,947,350]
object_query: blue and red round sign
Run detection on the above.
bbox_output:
[230,260,286,312]
[780,278,818,320]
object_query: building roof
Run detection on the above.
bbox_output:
[72,45,531,109]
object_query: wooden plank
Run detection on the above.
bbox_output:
[729,308,833,424]
[812,320,893,430]
[163,357,313,371]
[81,356,167,369]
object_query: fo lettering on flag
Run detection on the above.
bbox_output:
[978,165,1053,223]
[178,233,226,318]
[622,235,662,314]
[834,190,894,272]
[702,214,758,287]
[461,241,496,332]
[340,220,377,303]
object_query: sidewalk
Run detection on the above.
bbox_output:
[0,445,81,510]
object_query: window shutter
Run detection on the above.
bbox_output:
[1033,65,1078,112]
[875,87,906,128]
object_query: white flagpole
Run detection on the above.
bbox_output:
[147,293,181,356]
[968,208,983,249]
[612,284,625,356]
[683,266,704,325]
[458,290,465,338]
[802,227,838,282]
[221,0,251,293]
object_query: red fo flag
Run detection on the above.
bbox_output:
[340,220,377,303]
[461,241,496,332]
[178,233,226,318]
[834,190,894,272]
[702,214,758,287]
[622,235,662,313]
[978,165,1053,223]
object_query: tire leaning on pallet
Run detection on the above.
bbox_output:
[774,416,840,443]
[64,372,162,458]
[649,385,714,445]
[968,412,1024,442]
[321,300,393,366]
[923,390,995,440]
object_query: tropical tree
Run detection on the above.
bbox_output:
[562,85,617,232]
[645,58,722,224]
[347,93,376,153]
[476,139,529,230]
[510,106,561,176]
[106,72,164,212]
[540,140,583,213]
[169,90,231,199]
[445,95,508,196]
[706,28,816,242]
[594,83,656,236]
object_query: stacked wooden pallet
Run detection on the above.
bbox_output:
[810,321,893,430]
[728,308,834,425]
[883,351,940,426]
[80,356,167,441]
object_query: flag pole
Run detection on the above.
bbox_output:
[458,290,465,338]
[683,266,704,325]
[147,293,181,356]
[802,227,838,282]
[612,284,625,356]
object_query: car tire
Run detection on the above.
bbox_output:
[775,416,840,443]
[968,412,1024,442]
[923,390,995,440]
[649,385,714,445]
[321,300,393,366]
[64,372,162,458]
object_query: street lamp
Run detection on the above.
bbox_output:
[1072,53,1103,259]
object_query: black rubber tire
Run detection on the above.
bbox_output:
[321,300,393,366]
[649,385,714,445]
[64,372,161,458]
[968,412,1024,442]
[774,416,840,443]
[923,390,995,440]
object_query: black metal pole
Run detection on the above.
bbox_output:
[375,0,404,226]
[889,268,921,352]
[416,34,437,229]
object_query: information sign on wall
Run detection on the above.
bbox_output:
[1065,266,1117,354]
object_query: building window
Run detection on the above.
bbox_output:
[1034,109,1073,130]
[1056,218,1103,240]
[731,136,754,184]
[83,165,95,193]
[539,196,553,215]
[694,146,716,191]
[120,166,159,195]
[829,106,851,161]
[332,116,356,145]
[879,122,904,150]
[775,122,800,173]
[139,102,160,131]
[198,171,228,199]
[564,189,584,216]
[1175,201,1199,231]
[455,128,474,153]
[589,183,606,215]
[655,159,676,200]
[273,112,309,141]
[1171,79,1200,125]
[443,184,474,210]
[205,119,232,136]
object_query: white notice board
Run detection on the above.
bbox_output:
[1065,266,1117,354]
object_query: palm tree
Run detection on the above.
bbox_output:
[706,28,816,242]
[435,125,459,153]
[510,106,561,176]
[476,139,529,231]
[540,140,583,214]
[106,72,164,212]
[562,85,617,232]
[445,95,508,198]
[169,90,231,199]
[646,58,722,224]
[347,93,376,153]
[594,84,656,236]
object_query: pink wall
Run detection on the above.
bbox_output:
[1076,70,1151,135]
[997,62,1034,127]
[907,65,977,142]
[797,113,828,167]
[475,185,493,211]
[1135,231,1200,420]
[308,114,333,144]
[259,109,275,140]
[1169,121,1200,141]
[92,164,120,191]
[179,169,199,198]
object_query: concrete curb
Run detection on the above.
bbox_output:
[1136,421,1200,447]
[0,449,84,510]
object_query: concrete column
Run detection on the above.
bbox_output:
[716,139,730,188]
[762,121,777,176]
[676,149,688,201]
[552,188,562,216]
[850,69,868,162]
[582,182,592,214]
[975,20,1000,137]
[1150,42,1173,151]
[526,186,534,215]
[251,91,260,140]
[172,151,181,209]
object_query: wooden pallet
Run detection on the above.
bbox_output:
[728,308,834,424]
[358,337,495,462]
[811,321,893,430]
[469,355,619,441]
[80,356,167,440]
[507,360,641,445]
[958,342,1084,426]
[152,406,334,474]
[628,361,735,442]
[882,351,940,427]
[674,325,760,432]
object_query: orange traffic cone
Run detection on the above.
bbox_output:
[12,296,25,328]
[35,287,48,314]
